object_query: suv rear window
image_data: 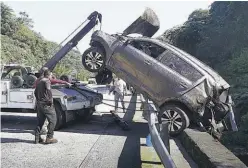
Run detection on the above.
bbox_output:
[161,52,203,82]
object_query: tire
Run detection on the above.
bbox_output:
[11,76,23,88]
[160,104,190,136]
[54,102,66,130]
[23,74,37,88]
[76,107,95,122]
[95,69,113,85]
[82,47,106,72]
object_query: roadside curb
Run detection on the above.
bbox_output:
[179,128,247,168]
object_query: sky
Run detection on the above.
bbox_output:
[4,1,212,53]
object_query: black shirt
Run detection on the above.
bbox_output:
[34,77,53,105]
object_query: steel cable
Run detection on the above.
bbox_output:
[100,101,158,112]
[101,97,154,104]
[45,19,89,61]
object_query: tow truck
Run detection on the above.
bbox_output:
[1,11,104,130]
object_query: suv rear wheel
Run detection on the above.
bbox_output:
[95,69,113,85]
[160,104,190,136]
[82,47,106,72]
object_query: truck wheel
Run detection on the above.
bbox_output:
[83,108,95,122]
[76,107,95,122]
[160,104,190,136]
[54,102,66,130]
[82,47,106,72]
[23,74,37,88]
[11,76,23,88]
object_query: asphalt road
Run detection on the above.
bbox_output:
[1,95,197,168]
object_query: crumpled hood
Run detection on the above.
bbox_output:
[123,8,160,37]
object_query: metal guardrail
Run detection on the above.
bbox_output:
[140,94,176,168]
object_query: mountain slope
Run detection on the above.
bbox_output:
[1,2,90,80]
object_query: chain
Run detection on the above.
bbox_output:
[100,101,158,112]
[101,98,155,104]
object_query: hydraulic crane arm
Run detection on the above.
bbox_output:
[40,11,102,72]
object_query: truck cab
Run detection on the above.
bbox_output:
[1,64,103,129]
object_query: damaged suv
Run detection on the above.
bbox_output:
[81,8,237,135]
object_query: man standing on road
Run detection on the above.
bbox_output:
[33,67,71,135]
[109,78,126,113]
[34,69,58,144]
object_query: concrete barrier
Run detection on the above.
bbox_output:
[179,128,247,168]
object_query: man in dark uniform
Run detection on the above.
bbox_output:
[34,69,58,144]
[33,67,71,135]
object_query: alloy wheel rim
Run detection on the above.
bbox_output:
[162,110,183,132]
[85,51,103,70]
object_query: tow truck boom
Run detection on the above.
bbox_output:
[41,11,102,72]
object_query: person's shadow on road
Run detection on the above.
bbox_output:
[1,138,34,144]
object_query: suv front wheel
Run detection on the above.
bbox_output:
[160,104,190,136]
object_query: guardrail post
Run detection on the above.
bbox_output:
[160,122,170,154]
[140,94,176,168]
[157,107,170,154]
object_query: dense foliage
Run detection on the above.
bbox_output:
[1,2,90,80]
[159,1,248,151]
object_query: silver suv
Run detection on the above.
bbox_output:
[81,8,235,135]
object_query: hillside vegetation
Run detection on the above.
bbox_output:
[159,1,248,152]
[1,2,90,80]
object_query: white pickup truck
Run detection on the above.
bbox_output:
[1,64,103,129]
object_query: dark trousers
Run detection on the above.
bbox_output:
[114,92,125,112]
[35,102,57,138]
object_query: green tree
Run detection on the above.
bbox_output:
[17,11,34,28]
[159,1,248,153]
[1,2,90,80]
[1,3,19,36]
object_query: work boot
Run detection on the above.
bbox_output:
[45,137,58,144]
[35,136,45,144]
